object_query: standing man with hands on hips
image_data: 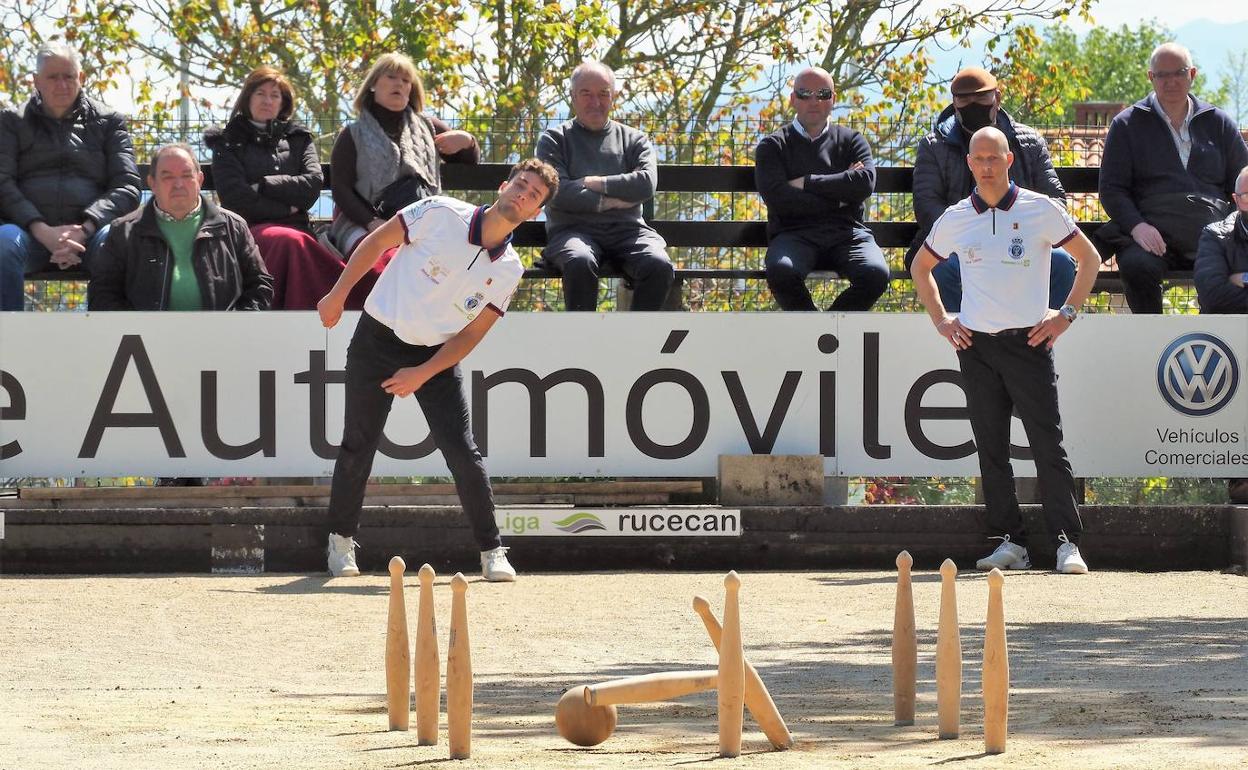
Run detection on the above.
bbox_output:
[316,158,559,581]
[911,127,1101,575]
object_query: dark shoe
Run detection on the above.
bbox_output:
[156,477,205,487]
[1230,478,1248,504]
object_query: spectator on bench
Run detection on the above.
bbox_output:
[87,143,273,312]
[755,66,888,312]
[907,66,1074,312]
[1098,42,1248,314]
[204,66,345,310]
[1194,164,1248,503]
[327,53,480,259]
[535,60,674,311]
[0,42,140,311]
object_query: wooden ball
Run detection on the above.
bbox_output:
[555,686,617,746]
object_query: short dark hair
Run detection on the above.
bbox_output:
[234,66,296,121]
[148,143,201,176]
[507,158,559,206]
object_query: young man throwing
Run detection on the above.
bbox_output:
[317,158,559,580]
[911,127,1100,574]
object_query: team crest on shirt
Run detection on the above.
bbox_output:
[458,291,487,319]
[1008,237,1025,259]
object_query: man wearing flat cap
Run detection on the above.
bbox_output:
[906,66,1074,313]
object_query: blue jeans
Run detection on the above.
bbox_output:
[0,223,111,311]
[934,248,1076,312]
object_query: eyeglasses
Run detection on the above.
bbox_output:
[1150,68,1192,82]
[794,87,834,101]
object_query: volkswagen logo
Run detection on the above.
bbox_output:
[1155,333,1239,417]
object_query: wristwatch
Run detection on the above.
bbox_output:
[1058,304,1078,323]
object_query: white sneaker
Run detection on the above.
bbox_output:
[975,536,1031,570]
[327,533,360,577]
[480,546,517,582]
[1055,534,1088,574]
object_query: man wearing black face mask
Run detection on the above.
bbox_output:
[907,67,1073,313]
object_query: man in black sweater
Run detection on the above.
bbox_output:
[755,67,888,311]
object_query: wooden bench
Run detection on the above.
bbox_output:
[25,163,1186,297]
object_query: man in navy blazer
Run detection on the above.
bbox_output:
[1099,42,1248,314]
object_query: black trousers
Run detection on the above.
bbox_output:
[327,313,501,550]
[1114,243,1195,314]
[543,225,674,311]
[957,331,1083,547]
[764,227,890,311]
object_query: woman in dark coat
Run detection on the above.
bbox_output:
[205,66,368,309]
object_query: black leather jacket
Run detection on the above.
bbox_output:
[88,196,273,311]
[1195,211,1248,313]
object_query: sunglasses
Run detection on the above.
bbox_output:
[794,87,834,101]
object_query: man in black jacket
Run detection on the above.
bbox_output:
[1194,165,1248,503]
[908,67,1075,311]
[1194,165,1248,313]
[1098,42,1248,314]
[0,43,140,310]
[88,144,273,312]
[755,67,888,311]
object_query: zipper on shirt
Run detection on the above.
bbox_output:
[991,209,996,235]
[467,247,486,271]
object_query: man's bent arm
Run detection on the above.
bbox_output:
[1059,230,1101,310]
[383,310,501,397]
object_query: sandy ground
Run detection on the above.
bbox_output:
[1,569,1245,769]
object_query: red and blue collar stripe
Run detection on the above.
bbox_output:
[468,205,512,261]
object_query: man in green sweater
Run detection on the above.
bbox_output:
[89,143,272,312]
[535,60,674,311]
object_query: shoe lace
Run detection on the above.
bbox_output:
[1057,532,1073,548]
[485,546,510,565]
[988,534,1014,552]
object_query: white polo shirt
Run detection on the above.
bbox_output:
[925,184,1077,333]
[365,196,525,346]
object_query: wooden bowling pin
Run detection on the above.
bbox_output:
[585,670,718,707]
[893,550,917,726]
[691,596,792,750]
[983,568,1009,754]
[936,558,962,740]
[718,571,745,758]
[415,563,440,745]
[386,557,410,731]
[446,573,472,760]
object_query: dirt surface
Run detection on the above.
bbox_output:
[1,569,1245,769]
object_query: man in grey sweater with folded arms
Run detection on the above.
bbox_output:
[535,60,674,310]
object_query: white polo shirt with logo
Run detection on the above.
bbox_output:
[365,196,524,346]
[924,184,1077,333]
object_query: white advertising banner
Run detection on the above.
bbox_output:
[0,312,1243,478]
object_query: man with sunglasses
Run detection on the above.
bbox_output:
[755,67,889,311]
[907,67,1074,314]
[1099,42,1247,314]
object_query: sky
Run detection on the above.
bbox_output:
[1077,0,1248,27]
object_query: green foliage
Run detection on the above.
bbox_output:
[996,21,1177,123]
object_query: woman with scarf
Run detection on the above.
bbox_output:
[327,53,480,257]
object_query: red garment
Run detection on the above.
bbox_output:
[251,224,394,310]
